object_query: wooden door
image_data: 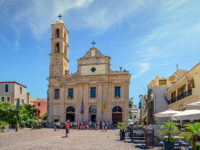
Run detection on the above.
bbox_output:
[112,113,122,124]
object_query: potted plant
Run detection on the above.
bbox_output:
[158,122,179,150]
[179,122,200,150]
[0,121,8,133]
[117,122,126,140]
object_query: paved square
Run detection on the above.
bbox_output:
[0,129,159,150]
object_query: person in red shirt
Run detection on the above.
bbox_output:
[65,120,70,137]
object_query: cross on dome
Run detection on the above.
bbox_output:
[91,41,96,48]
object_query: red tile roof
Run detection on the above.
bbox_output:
[0,81,27,88]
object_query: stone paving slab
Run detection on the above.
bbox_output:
[0,129,160,150]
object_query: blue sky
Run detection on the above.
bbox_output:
[0,0,200,105]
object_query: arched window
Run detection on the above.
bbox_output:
[55,43,59,53]
[112,106,122,112]
[66,106,75,113]
[56,29,60,38]
[89,105,96,113]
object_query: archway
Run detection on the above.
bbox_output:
[55,43,59,53]
[112,106,122,125]
[89,105,96,122]
[66,106,75,121]
[56,29,59,38]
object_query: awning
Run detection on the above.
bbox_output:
[154,109,180,118]
[186,101,200,110]
[172,109,200,121]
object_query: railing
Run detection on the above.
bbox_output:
[168,89,192,105]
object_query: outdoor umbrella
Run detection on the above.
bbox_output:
[186,101,200,110]
[172,109,200,121]
[154,109,180,118]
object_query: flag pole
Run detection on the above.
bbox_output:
[102,100,103,121]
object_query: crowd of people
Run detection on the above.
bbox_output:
[54,120,114,132]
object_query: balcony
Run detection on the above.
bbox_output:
[168,90,192,105]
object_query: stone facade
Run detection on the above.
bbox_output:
[47,19,131,125]
[0,81,27,105]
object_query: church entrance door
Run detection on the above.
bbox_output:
[112,106,123,125]
[66,106,75,122]
[91,114,96,122]
[112,113,122,124]
[66,114,75,121]
[89,105,97,122]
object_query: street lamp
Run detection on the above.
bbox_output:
[11,98,20,132]
[139,95,143,125]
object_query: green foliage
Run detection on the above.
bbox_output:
[129,97,134,109]
[0,102,40,128]
[41,113,47,121]
[158,122,179,143]
[196,143,200,150]
[179,122,200,150]
[117,122,126,131]
[26,119,38,127]
[129,113,133,119]
[0,121,8,132]
[0,101,16,126]
[18,104,40,128]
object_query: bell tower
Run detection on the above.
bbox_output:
[49,15,69,78]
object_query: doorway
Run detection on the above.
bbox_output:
[66,113,75,121]
[89,105,97,122]
[91,114,96,122]
[66,106,75,122]
[112,113,122,124]
[112,106,123,125]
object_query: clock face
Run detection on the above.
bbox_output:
[55,58,58,62]
[91,67,96,72]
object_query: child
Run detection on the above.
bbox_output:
[65,120,70,137]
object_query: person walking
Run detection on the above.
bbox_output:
[65,120,70,137]
[54,122,57,131]
[102,121,105,131]
[105,120,108,132]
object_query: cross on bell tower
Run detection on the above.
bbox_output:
[58,13,63,20]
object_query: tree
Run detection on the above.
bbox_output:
[19,104,39,127]
[180,122,200,150]
[18,104,40,128]
[41,113,47,121]
[0,101,16,126]
[129,97,133,109]
[158,122,179,143]
[129,97,134,119]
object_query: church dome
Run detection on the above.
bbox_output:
[55,19,64,24]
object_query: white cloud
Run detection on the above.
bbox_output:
[83,0,149,33]
[7,0,152,39]
[135,62,150,78]
[13,0,94,39]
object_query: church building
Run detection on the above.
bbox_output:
[47,18,131,125]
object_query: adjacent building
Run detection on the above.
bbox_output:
[27,93,47,117]
[130,105,139,123]
[47,19,131,125]
[0,81,27,105]
[167,63,200,111]
[142,69,188,125]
